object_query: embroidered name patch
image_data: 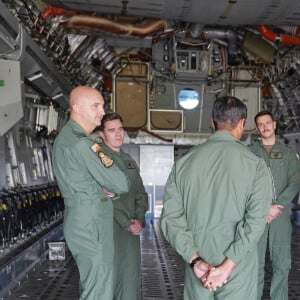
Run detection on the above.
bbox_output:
[270,152,283,159]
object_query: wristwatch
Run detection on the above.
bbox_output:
[190,256,202,268]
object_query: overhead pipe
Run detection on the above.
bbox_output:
[60,15,167,37]
[7,132,18,167]
[19,162,28,185]
[202,28,238,57]
[278,26,300,37]
[6,163,15,188]
[270,83,284,107]
[258,25,300,46]
[189,23,204,38]
[42,7,77,20]
[45,141,55,182]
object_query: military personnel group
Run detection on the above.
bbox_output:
[53,86,300,300]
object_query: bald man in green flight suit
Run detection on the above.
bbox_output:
[249,110,300,300]
[97,112,148,300]
[52,86,129,300]
[160,96,273,299]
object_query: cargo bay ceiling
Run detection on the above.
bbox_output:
[0,0,300,137]
[42,0,300,25]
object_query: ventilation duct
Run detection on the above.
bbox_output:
[60,16,167,37]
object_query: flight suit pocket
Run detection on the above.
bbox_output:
[90,217,114,264]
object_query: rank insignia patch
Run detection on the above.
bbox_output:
[99,152,114,168]
[91,143,101,153]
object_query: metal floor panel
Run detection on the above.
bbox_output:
[0,220,64,299]
[1,221,300,300]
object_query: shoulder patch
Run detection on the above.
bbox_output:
[90,143,101,152]
[89,142,114,167]
[72,130,87,138]
[249,149,261,158]
[99,152,114,168]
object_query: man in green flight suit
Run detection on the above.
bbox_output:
[97,112,148,300]
[160,96,273,299]
[52,86,129,300]
[249,110,300,300]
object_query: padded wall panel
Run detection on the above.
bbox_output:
[115,80,147,128]
[149,110,183,132]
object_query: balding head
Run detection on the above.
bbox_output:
[69,86,98,107]
[69,86,105,134]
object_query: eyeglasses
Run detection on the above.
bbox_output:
[257,121,274,129]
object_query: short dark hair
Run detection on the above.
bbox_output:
[254,110,274,125]
[212,96,247,130]
[99,112,123,131]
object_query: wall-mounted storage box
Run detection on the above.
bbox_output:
[0,59,23,136]
[113,62,149,129]
[149,109,183,132]
[114,80,148,129]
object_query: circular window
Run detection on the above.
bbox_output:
[178,88,200,110]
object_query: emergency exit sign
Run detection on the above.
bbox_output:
[0,80,4,86]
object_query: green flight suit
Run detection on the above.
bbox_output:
[100,144,148,300]
[160,131,273,300]
[249,138,300,300]
[52,120,129,300]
